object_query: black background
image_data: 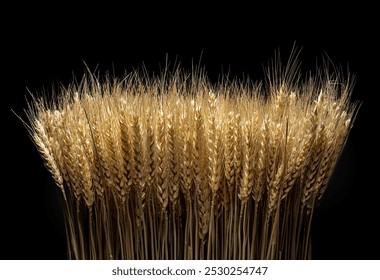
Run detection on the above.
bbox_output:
[2,4,379,260]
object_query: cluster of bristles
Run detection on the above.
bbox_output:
[26,61,357,260]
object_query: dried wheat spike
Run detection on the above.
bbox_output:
[32,119,64,193]
[155,110,169,215]
[239,121,254,204]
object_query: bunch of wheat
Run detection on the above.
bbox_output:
[25,54,357,259]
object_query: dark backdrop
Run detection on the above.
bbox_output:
[2,4,379,259]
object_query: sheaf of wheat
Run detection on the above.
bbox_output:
[24,50,358,259]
